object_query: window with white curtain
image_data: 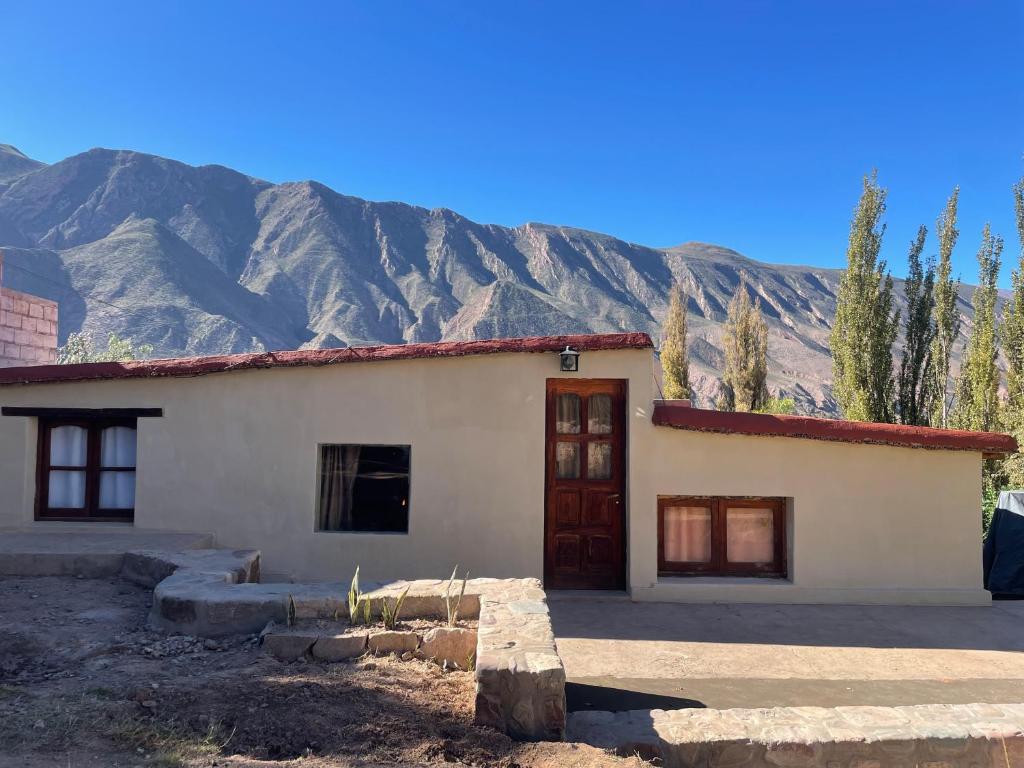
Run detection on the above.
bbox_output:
[38,419,138,520]
[658,496,787,578]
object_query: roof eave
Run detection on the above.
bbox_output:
[652,403,1019,457]
[0,332,654,387]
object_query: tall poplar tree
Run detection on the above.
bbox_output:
[1004,179,1024,416]
[830,172,900,422]
[718,283,769,412]
[660,283,691,400]
[930,188,961,428]
[1000,179,1024,488]
[951,224,1003,432]
[896,226,936,425]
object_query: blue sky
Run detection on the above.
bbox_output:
[3,1,1022,284]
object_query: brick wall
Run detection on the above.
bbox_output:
[0,286,58,368]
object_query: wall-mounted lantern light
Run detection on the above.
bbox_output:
[559,346,580,372]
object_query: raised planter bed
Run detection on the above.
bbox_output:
[119,549,564,741]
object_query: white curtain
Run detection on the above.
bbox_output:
[50,425,86,466]
[663,506,711,562]
[99,427,137,509]
[725,508,774,563]
[48,426,87,508]
[49,470,85,508]
[101,427,137,467]
[100,472,136,509]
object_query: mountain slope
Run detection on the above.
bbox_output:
[0,145,982,414]
[0,144,45,184]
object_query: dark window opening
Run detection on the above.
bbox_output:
[317,444,410,532]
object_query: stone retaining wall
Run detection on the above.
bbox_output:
[568,703,1024,767]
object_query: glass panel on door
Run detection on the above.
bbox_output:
[588,394,612,434]
[556,394,581,434]
[555,442,580,478]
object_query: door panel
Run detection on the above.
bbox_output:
[556,489,581,525]
[544,379,626,589]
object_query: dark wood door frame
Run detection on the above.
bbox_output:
[543,378,627,590]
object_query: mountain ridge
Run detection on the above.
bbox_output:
[0,144,982,414]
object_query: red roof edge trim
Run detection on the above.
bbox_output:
[652,403,1018,457]
[0,332,653,387]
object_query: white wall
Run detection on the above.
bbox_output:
[0,349,651,583]
[628,413,989,605]
[0,347,990,604]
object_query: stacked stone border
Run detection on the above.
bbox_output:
[569,703,1024,767]
[261,622,477,668]
[121,549,566,741]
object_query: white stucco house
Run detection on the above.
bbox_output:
[0,331,1015,605]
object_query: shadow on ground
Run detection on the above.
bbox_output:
[566,681,704,713]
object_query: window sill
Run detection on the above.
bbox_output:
[657,574,791,586]
[314,530,409,536]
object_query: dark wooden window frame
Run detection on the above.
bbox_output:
[315,443,412,534]
[35,417,138,522]
[657,496,787,578]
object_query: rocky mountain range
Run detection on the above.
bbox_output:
[0,143,984,414]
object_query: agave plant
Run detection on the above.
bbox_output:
[286,593,297,628]
[380,584,411,630]
[444,565,469,628]
[347,566,362,626]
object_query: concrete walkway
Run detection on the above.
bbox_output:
[549,596,1024,711]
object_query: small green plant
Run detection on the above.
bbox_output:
[380,584,411,630]
[286,594,296,627]
[362,595,372,625]
[444,564,469,627]
[347,565,363,626]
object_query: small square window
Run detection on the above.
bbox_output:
[317,445,410,533]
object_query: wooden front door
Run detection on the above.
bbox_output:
[544,379,626,590]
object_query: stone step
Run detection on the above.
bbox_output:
[567,703,1024,767]
[0,529,214,577]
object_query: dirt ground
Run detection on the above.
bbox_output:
[0,576,642,768]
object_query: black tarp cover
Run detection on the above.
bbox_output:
[983,491,1024,597]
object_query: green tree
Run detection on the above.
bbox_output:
[1000,178,1024,489]
[755,396,796,415]
[57,331,153,364]
[830,172,900,422]
[930,188,962,428]
[660,283,690,400]
[718,283,769,412]
[950,224,1003,433]
[896,226,936,425]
